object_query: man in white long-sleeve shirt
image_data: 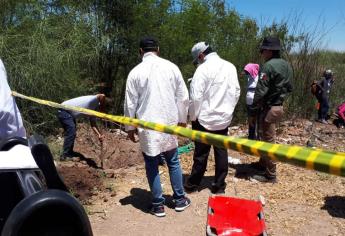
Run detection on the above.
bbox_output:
[0,59,26,141]
[124,37,191,217]
[185,42,240,194]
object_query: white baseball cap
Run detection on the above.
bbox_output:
[191,42,209,64]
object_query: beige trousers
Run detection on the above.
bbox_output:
[258,106,284,177]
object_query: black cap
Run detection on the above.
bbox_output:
[260,36,281,51]
[139,37,159,50]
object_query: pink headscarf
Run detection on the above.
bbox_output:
[244,63,259,79]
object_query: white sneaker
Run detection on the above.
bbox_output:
[228,156,241,164]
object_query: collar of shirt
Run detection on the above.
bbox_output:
[142,52,158,61]
[203,52,219,62]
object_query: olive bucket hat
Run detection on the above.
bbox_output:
[260,36,281,51]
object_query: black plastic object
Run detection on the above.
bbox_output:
[16,170,44,197]
[0,137,35,230]
[28,134,68,191]
[1,190,93,236]
[0,136,93,236]
[0,172,24,231]
[0,137,27,151]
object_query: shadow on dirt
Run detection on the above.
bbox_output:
[230,163,261,179]
[71,152,101,169]
[119,188,175,213]
[321,196,345,218]
[79,156,101,169]
[182,174,216,192]
[182,163,259,192]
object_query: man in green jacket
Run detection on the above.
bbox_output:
[249,36,293,183]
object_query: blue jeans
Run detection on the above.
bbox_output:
[57,110,76,157]
[143,148,185,206]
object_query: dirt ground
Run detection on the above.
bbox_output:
[55,119,345,236]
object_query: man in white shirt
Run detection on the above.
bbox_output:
[57,94,105,160]
[185,42,240,194]
[0,59,26,141]
[124,37,190,217]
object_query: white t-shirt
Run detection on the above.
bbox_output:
[61,95,99,119]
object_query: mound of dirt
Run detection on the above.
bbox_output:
[58,164,103,204]
[73,124,143,169]
[55,123,144,204]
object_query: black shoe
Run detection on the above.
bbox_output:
[211,183,226,194]
[150,205,166,217]
[70,151,84,158]
[249,162,265,171]
[183,182,198,193]
[175,196,191,212]
[60,151,76,160]
[60,155,74,161]
[251,174,277,183]
[60,154,74,161]
[211,188,225,194]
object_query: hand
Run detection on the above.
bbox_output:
[177,123,187,128]
[127,129,138,143]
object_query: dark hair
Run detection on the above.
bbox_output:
[202,45,213,56]
[139,37,159,52]
[272,50,281,58]
[142,47,158,53]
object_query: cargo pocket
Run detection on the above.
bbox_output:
[264,106,284,123]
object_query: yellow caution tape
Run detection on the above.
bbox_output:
[12,91,345,177]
